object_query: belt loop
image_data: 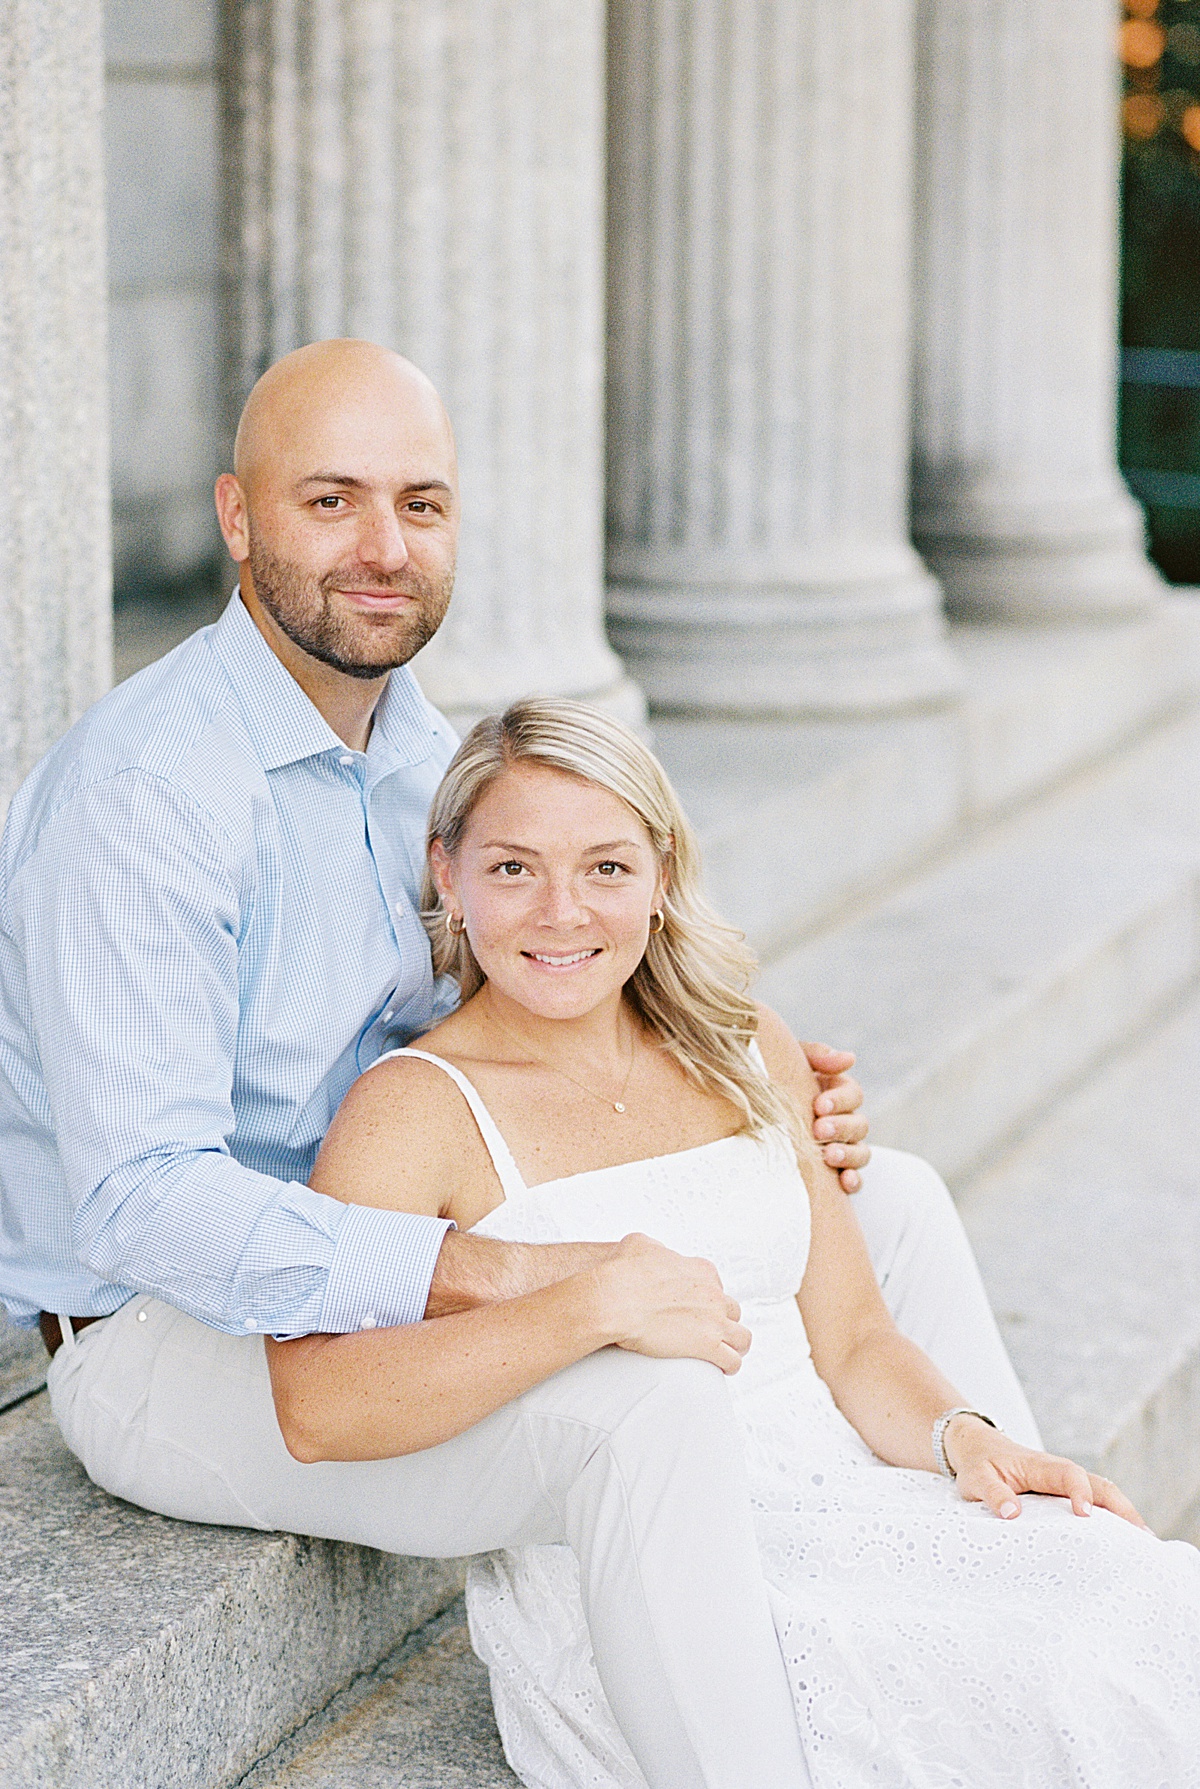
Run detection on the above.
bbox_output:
[56,1313,76,1352]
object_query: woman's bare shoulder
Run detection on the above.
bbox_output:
[753,1003,819,1100]
[312,1049,490,1213]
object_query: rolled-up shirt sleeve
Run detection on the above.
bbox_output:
[12,770,451,1336]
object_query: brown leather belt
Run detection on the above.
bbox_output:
[38,1312,107,1359]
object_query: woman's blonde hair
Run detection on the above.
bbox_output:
[421,698,806,1144]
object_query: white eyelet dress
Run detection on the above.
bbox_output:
[385,1049,1200,1789]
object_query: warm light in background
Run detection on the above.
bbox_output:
[1121,18,1168,66]
[1126,0,1160,17]
[1182,102,1200,148]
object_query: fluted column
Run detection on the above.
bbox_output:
[0,0,112,808]
[605,1,960,716]
[223,0,642,728]
[912,0,1161,620]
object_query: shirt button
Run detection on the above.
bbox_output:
[338,754,354,769]
[243,1317,256,1330]
[361,1313,377,1330]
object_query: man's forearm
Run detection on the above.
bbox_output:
[423,1227,619,1317]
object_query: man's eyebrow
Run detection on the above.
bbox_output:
[296,471,454,495]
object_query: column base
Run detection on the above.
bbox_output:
[919,538,1166,624]
[606,563,962,717]
[915,487,1166,623]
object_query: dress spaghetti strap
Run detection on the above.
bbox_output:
[374,1046,529,1200]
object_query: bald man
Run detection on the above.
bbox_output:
[0,340,1037,1789]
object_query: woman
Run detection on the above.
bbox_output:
[269,699,1200,1788]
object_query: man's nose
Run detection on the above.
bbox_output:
[356,505,410,572]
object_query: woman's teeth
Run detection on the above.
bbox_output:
[527,949,600,966]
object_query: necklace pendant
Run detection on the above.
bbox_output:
[613,1100,626,1113]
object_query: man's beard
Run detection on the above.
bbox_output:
[247,535,454,680]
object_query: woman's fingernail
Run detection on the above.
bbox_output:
[999,1501,1019,1519]
[814,1118,834,1139]
[815,1095,833,1115]
[824,1144,846,1164]
[843,1172,860,1192]
[1079,1501,1092,1516]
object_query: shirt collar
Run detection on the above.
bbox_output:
[209,592,443,773]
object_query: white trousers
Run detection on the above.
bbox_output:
[47,1149,1041,1789]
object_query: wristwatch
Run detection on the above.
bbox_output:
[932,1406,997,1479]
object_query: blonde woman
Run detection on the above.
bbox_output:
[269,700,1200,1788]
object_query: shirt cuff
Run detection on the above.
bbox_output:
[315,1204,454,1333]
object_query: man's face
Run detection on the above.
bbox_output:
[233,379,460,680]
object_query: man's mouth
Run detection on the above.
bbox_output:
[522,948,602,969]
[334,587,419,612]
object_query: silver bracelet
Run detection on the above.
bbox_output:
[932,1406,997,1479]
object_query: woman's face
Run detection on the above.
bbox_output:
[431,762,665,1021]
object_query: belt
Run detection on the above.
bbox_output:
[38,1312,108,1358]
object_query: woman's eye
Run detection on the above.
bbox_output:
[495,860,525,877]
[594,861,626,877]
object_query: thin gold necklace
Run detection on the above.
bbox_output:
[490,1013,639,1114]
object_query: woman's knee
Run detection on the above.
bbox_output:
[527,1349,737,1460]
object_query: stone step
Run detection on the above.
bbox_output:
[0,1391,465,1789]
[0,1315,46,1412]
[753,702,1200,1185]
[659,599,1200,956]
[958,987,1200,1540]
[237,1610,514,1789]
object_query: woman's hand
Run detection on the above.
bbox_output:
[944,1413,1150,1529]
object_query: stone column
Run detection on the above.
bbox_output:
[912,0,1161,620]
[604,0,960,715]
[222,0,642,729]
[0,0,112,808]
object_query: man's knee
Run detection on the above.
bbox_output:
[853,1145,958,1266]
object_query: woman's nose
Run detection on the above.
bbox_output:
[538,879,587,925]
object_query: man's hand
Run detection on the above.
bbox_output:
[800,1042,870,1192]
[588,1234,751,1375]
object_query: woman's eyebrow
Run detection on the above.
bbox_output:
[476,838,643,854]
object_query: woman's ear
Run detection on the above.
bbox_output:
[657,839,674,902]
[428,838,457,909]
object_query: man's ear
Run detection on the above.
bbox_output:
[214,473,251,563]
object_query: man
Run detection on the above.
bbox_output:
[0,341,1038,1789]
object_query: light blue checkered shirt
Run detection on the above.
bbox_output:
[0,594,459,1336]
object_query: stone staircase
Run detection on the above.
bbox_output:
[5,599,1200,1785]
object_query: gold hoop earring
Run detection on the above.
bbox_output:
[648,909,665,935]
[446,911,466,937]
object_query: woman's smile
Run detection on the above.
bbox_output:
[522,947,604,970]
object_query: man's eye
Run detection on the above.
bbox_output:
[315,495,344,510]
[407,499,430,513]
